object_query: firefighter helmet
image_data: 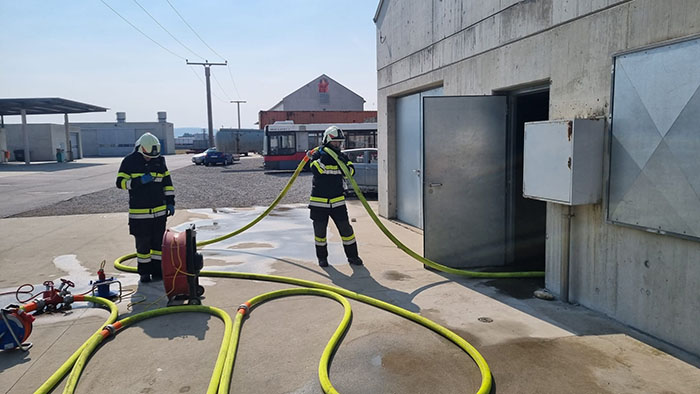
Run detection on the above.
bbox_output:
[322,126,345,145]
[135,133,161,158]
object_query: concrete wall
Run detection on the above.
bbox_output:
[376,0,700,356]
[5,124,81,161]
[6,124,52,161]
[280,75,365,111]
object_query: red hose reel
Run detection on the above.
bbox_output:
[161,224,204,306]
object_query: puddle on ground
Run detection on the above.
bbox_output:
[383,270,413,281]
[175,205,348,272]
[227,242,274,249]
[481,277,544,299]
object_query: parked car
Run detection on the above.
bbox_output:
[203,148,234,166]
[342,148,378,194]
[191,148,214,165]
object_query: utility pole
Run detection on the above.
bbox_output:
[230,100,246,153]
[187,60,227,148]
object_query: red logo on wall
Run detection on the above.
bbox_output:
[318,78,329,93]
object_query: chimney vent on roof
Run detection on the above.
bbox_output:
[116,112,126,123]
[157,112,167,123]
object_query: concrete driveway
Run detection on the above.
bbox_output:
[0,154,194,218]
[1,202,698,393]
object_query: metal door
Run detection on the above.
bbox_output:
[423,96,507,268]
[70,132,80,159]
[396,87,442,228]
[396,94,422,227]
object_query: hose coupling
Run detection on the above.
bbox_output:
[33,299,46,311]
[103,324,117,337]
[62,295,74,305]
[237,303,250,316]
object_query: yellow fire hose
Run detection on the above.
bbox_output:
[321,147,543,278]
[40,148,547,393]
[34,295,118,394]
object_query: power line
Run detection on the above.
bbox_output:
[227,66,242,99]
[211,72,232,101]
[99,0,185,60]
[188,67,228,103]
[164,0,242,100]
[131,0,206,61]
[165,0,226,61]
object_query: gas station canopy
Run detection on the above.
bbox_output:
[0,98,108,164]
[0,98,108,116]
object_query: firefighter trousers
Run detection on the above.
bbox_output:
[129,216,166,277]
[310,206,358,260]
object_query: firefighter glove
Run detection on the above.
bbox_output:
[166,204,175,217]
[141,173,153,184]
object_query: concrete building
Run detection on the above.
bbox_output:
[76,111,175,157]
[269,74,365,111]
[374,0,700,357]
[4,123,82,161]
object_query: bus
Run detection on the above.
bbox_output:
[263,121,377,170]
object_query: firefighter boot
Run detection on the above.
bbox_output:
[318,258,329,267]
[348,257,363,266]
[138,263,151,283]
[151,262,163,281]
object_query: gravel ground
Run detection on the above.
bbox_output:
[13,156,314,217]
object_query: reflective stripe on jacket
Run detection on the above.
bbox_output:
[116,151,175,218]
[309,195,346,208]
[309,145,354,207]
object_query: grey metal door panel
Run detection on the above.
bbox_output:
[423,96,507,268]
[70,133,80,159]
[396,94,422,227]
[608,37,700,240]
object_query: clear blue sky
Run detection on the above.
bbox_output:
[0,0,379,129]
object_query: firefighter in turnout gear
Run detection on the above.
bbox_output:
[308,126,363,267]
[116,133,175,282]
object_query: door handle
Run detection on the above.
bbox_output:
[429,183,442,187]
[412,169,421,175]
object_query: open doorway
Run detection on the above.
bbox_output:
[507,89,549,271]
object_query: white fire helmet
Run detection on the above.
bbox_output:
[322,126,345,145]
[135,132,161,158]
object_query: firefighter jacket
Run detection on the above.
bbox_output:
[309,145,354,209]
[116,151,175,220]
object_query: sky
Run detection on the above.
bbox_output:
[0,0,379,130]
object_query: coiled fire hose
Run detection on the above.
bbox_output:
[42,148,547,393]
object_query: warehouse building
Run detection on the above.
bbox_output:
[374,0,700,357]
[258,74,377,130]
[76,111,175,157]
